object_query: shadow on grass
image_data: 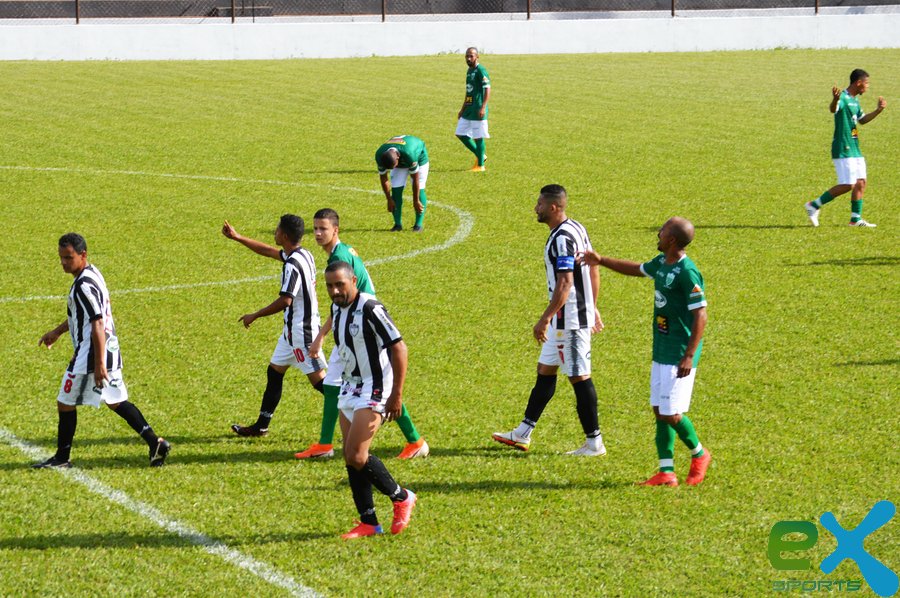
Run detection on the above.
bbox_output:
[4,449,309,471]
[0,530,330,550]
[789,256,899,267]
[24,434,229,448]
[833,358,900,367]
[409,478,631,493]
[637,224,808,231]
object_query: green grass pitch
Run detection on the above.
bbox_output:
[0,49,897,596]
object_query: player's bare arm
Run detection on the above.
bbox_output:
[534,272,573,343]
[411,172,423,214]
[239,295,292,328]
[221,220,281,260]
[830,85,842,113]
[380,173,394,212]
[39,321,69,348]
[589,264,604,334]
[384,339,408,422]
[677,307,707,378]
[478,87,490,119]
[860,96,886,124]
[91,318,110,387]
[309,315,333,359]
[580,250,644,277]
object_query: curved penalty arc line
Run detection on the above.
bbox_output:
[0,165,475,304]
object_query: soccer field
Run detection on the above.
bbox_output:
[0,49,897,596]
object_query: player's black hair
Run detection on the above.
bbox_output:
[539,184,568,207]
[378,149,398,170]
[325,260,354,278]
[850,69,869,85]
[58,232,87,254]
[314,208,340,227]
[278,214,305,244]
[466,46,479,55]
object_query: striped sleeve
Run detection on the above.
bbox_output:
[553,233,576,273]
[365,301,402,347]
[75,280,103,322]
[280,258,301,297]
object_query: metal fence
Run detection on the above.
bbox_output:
[1,0,898,23]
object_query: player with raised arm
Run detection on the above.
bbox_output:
[223,215,326,438]
[581,217,711,486]
[805,69,886,228]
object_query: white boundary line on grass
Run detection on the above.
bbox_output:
[0,426,321,598]
[0,165,475,305]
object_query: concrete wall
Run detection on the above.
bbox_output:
[1,12,899,60]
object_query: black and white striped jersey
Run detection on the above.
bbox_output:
[331,292,403,394]
[279,248,320,348]
[544,218,596,330]
[66,264,122,374]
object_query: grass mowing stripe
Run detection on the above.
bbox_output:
[0,165,475,304]
[0,427,322,598]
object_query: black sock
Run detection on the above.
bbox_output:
[572,379,601,438]
[347,465,378,525]
[57,409,77,461]
[312,379,325,395]
[523,374,557,424]
[113,401,159,448]
[255,365,284,429]
[362,455,408,503]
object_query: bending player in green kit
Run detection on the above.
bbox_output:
[294,208,430,460]
[375,135,430,232]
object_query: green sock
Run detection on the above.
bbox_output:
[457,134,478,156]
[672,415,704,457]
[850,199,862,222]
[318,384,340,445]
[655,420,676,472]
[391,187,404,227]
[474,138,486,166]
[395,403,420,442]
[414,190,427,228]
[813,191,834,209]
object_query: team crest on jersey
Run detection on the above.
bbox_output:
[656,315,669,335]
[349,323,361,336]
[466,83,473,93]
[665,272,676,288]
[655,290,667,308]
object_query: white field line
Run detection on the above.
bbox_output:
[0,427,321,598]
[0,165,475,305]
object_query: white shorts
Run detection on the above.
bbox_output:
[270,335,326,375]
[323,346,343,387]
[390,161,429,190]
[455,117,490,139]
[337,380,390,421]
[649,362,696,416]
[833,157,867,185]
[57,370,128,408]
[538,328,592,377]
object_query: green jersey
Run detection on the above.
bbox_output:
[375,135,429,174]
[640,254,707,368]
[328,241,375,295]
[832,90,865,159]
[462,64,491,121]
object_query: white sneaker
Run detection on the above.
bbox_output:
[849,219,877,228]
[565,440,607,457]
[804,202,820,227]
[491,430,531,451]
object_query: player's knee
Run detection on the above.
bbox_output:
[344,449,368,470]
[57,402,75,413]
[855,179,866,192]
